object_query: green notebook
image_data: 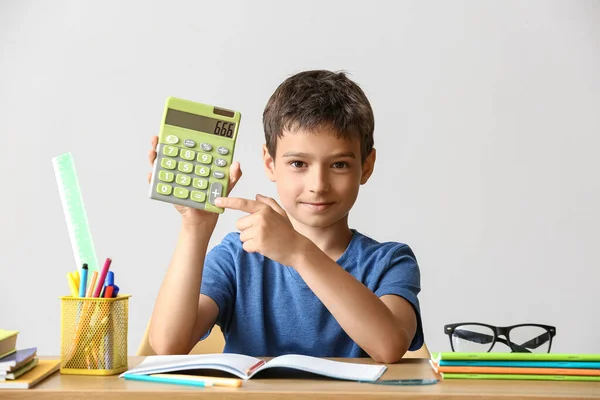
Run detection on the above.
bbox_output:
[442,373,600,382]
[432,352,600,362]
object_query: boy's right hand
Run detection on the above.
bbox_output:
[147,136,242,226]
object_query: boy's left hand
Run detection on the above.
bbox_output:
[215,194,308,266]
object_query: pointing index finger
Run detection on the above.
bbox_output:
[215,197,263,213]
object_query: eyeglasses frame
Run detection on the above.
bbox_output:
[444,322,557,353]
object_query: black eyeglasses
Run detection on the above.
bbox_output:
[444,323,556,353]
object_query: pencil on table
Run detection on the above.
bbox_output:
[245,360,265,375]
[151,374,243,388]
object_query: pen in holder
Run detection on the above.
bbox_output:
[60,295,130,375]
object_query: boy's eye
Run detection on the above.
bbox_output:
[290,161,306,168]
[331,162,349,169]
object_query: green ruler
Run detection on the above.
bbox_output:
[52,152,98,274]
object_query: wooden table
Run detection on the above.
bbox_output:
[1,357,599,399]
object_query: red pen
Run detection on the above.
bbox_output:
[93,258,112,297]
[104,285,114,299]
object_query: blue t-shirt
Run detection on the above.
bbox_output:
[200,229,424,357]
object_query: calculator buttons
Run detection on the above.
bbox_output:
[152,133,235,212]
[178,162,193,173]
[197,153,213,164]
[195,165,210,177]
[163,145,178,157]
[180,149,196,161]
[201,143,213,151]
[217,146,229,155]
[174,187,189,199]
[158,170,174,182]
[161,158,177,170]
[191,191,206,203]
[209,182,223,204]
[192,178,208,189]
[156,183,173,195]
[166,135,179,144]
[176,174,191,186]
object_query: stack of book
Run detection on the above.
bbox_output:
[0,329,59,389]
[430,352,600,382]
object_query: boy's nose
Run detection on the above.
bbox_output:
[308,167,330,194]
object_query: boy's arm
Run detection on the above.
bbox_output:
[147,136,240,355]
[216,195,418,364]
[149,222,220,355]
[292,245,417,364]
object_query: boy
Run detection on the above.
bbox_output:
[147,70,423,363]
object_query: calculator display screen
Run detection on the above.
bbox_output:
[165,109,236,138]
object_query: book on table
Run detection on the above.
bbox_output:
[440,373,600,382]
[1,358,39,380]
[0,360,60,389]
[0,345,39,383]
[121,353,387,382]
[430,352,600,382]
[431,352,600,362]
[0,331,60,389]
[0,347,37,373]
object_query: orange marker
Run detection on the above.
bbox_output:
[86,271,98,297]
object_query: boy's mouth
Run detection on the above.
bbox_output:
[300,202,335,211]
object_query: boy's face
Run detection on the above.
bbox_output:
[263,126,375,229]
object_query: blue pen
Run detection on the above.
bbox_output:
[124,374,213,387]
[79,264,88,297]
[106,271,114,287]
[100,271,114,298]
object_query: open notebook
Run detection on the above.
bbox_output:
[121,353,387,382]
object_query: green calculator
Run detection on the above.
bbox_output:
[149,97,241,213]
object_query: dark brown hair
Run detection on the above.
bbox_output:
[263,70,374,162]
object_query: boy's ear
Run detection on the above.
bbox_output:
[360,148,376,185]
[262,144,276,182]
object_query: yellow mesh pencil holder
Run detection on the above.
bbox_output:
[60,295,131,375]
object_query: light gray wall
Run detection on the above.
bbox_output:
[1,0,599,355]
